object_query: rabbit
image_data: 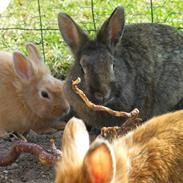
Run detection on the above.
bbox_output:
[0,43,70,136]
[55,109,183,183]
[58,6,183,128]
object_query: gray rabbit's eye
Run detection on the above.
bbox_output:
[80,57,87,74]
[110,64,114,72]
[80,64,86,74]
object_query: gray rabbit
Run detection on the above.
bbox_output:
[58,6,183,128]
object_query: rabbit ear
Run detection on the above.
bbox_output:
[58,13,89,56]
[26,43,43,65]
[13,52,33,81]
[62,117,89,162]
[97,6,125,48]
[83,139,115,183]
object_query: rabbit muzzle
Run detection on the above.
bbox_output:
[87,84,112,105]
[94,89,111,103]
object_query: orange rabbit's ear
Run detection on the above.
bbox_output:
[83,140,115,183]
[26,43,43,65]
[13,51,33,81]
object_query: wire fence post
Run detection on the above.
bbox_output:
[150,0,154,23]
[91,0,96,33]
[37,0,46,62]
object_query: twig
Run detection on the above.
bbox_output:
[72,77,139,118]
[72,77,143,141]
[0,140,61,167]
[50,139,62,156]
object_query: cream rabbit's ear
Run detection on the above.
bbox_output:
[26,43,43,65]
[83,139,115,183]
[13,51,34,81]
[62,117,90,162]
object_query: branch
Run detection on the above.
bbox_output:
[72,77,143,141]
[0,140,61,167]
[72,77,139,118]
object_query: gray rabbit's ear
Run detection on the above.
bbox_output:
[58,13,89,56]
[83,139,115,183]
[26,43,43,65]
[13,51,34,81]
[97,6,125,48]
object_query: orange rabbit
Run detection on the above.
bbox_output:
[55,110,183,183]
[0,43,70,135]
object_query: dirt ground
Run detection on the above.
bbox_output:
[0,130,64,183]
[0,127,99,183]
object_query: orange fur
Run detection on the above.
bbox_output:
[0,43,69,134]
[55,110,183,183]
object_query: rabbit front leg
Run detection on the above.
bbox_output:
[0,128,27,142]
[0,128,9,139]
[10,132,27,141]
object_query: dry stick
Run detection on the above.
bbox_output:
[72,77,139,118]
[72,77,142,140]
[0,140,61,167]
[50,138,62,157]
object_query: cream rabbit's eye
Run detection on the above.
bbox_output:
[41,90,49,99]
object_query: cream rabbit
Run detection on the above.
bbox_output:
[0,43,70,135]
[55,110,183,183]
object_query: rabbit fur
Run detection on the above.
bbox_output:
[58,6,183,128]
[55,109,183,183]
[0,43,70,134]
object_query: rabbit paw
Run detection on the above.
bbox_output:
[100,117,143,142]
[3,131,28,142]
[0,128,9,139]
[100,126,121,142]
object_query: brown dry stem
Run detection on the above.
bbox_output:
[72,77,143,141]
[50,139,62,157]
[72,77,139,118]
[0,140,61,167]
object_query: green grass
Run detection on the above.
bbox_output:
[0,0,182,78]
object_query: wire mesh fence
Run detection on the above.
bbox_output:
[0,0,183,77]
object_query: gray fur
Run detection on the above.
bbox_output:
[58,6,183,128]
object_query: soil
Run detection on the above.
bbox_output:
[0,130,64,183]
[0,127,99,183]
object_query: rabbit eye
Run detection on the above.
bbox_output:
[41,91,49,99]
[80,64,86,74]
[110,64,114,72]
[80,58,87,74]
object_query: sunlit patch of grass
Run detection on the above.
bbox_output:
[0,0,182,78]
